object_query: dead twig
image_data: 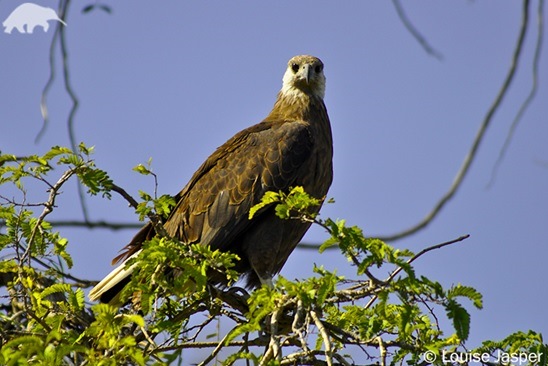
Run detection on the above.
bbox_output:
[488,0,544,187]
[381,0,531,242]
[365,234,470,310]
[392,0,443,60]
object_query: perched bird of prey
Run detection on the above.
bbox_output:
[89,55,333,304]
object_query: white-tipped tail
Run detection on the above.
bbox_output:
[88,250,141,303]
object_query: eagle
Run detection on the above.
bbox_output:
[89,55,333,304]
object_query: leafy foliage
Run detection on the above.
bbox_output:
[0,146,545,365]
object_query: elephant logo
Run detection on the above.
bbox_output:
[3,3,67,34]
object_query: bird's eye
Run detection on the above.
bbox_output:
[291,63,299,73]
[314,65,323,73]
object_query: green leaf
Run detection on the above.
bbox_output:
[249,191,281,219]
[133,163,151,175]
[447,284,483,309]
[39,283,71,300]
[69,288,86,311]
[446,299,470,341]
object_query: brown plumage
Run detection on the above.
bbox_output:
[89,55,333,304]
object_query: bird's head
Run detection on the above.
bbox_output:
[281,55,326,100]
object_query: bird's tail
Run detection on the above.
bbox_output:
[88,250,140,305]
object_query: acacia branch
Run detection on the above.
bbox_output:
[23,169,76,264]
[364,234,470,310]
[381,0,531,242]
[30,256,96,287]
[110,183,169,237]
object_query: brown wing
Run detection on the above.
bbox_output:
[114,118,314,263]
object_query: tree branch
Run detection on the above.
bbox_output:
[109,183,169,237]
[392,0,443,60]
[20,220,142,230]
[381,0,531,242]
[59,0,90,223]
[311,309,334,366]
[364,234,470,310]
[37,0,89,222]
[488,0,544,187]
[23,169,76,264]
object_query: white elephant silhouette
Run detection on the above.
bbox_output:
[3,3,67,34]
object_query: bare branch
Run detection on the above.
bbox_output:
[30,256,96,287]
[196,328,238,366]
[388,234,470,282]
[19,220,142,230]
[37,0,90,221]
[36,10,61,144]
[392,0,443,60]
[261,308,282,365]
[152,338,269,353]
[110,183,139,210]
[58,0,90,223]
[488,0,544,187]
[310,309,333,366]
[365,234,470,310]
[110,183,169,237]
[382,0,531,242]
[377,336,387,366]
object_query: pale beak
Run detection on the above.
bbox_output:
[301,64,312,84]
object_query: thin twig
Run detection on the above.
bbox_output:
[58,0,90,223]
[110,183,168,237]
[364,234,470,310]
[36,9,61,144]
[381,0,531,242]
[488,0,544,188]
[196,328,236,366]
[392,0,443,60]
[387,234,469,283]
[5,220,143,230]
[31,256,96,286]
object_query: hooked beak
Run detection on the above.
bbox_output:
[301,64,312,84]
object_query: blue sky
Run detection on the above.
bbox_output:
[1,0,547,361]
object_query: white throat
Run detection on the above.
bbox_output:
[280,68,325,100]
